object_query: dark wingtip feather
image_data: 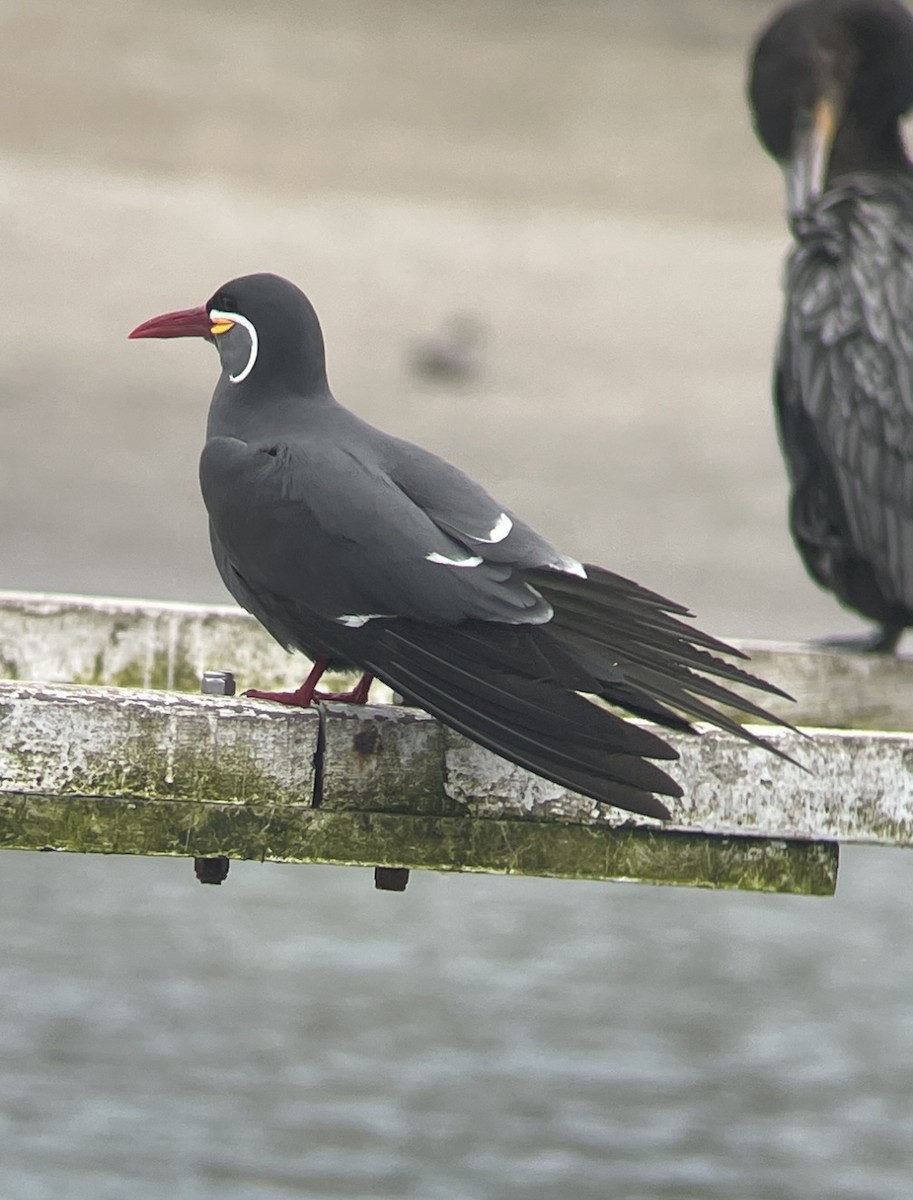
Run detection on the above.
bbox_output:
[530,567,795,710]
[301,557,802,822]
[364,627,680,820]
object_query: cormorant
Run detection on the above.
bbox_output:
[748,0,913,651]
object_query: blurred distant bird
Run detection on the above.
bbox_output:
[130,272,793,821]
[749,0,913,652]
[408,313,485,383]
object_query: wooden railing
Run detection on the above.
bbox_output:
[2,591,911,897]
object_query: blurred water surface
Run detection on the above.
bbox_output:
[2,1,912,1196]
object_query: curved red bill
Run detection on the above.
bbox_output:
[128,305,212,340]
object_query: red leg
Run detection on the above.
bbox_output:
[244,658,329,708]
[244,663,374,707]
[314,673,374,704]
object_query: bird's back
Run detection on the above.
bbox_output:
[777,169,913,624]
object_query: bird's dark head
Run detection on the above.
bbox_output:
[748,0,913,210]
[129,272,328,395]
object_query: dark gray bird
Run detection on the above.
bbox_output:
[749,0,913,652]
[130,272,792,821]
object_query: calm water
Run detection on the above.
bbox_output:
[2,0,912,1195]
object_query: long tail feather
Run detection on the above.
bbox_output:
[530,566,795,706]
[530,565,760,665]
[363,627,679,819]
[280,562,797,820]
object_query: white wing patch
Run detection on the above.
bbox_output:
[426,551,484,568]
[557,556,587,579]
[210,308,259,384]
[465,512,513,544]
[335,613,392,628]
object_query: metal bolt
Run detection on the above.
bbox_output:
[370,691,409,891]
[194,671,235,884]
[194,857,230,885]
[374,867,410,892]
[201,670,236,696]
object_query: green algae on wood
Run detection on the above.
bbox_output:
[5,679,913,896]
[320,702,462,816]
[4,682,913,846]
[0,682,318,805]
[4,590,913,729]
[0,796,838,895]
[445,722,913,845]
[0,591,301,695]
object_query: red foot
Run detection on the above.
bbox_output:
[243,660,374,708]
[244,687,315,707]
[314,674,374,704]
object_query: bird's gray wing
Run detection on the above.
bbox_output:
[778,179,913,612]
[381,436,584,575]
[206,517,306,650]
[199,434,556,628]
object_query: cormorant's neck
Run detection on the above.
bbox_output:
[828,116,912,182]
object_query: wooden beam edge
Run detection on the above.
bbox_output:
[0,682,910,847]
[0,796,838,896]
[4,590,913,730]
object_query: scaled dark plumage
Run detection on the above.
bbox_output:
[749,0,913,652]
[130,272,793,821]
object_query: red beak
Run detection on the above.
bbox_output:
[128,305,212,340]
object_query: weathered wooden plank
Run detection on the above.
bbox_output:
[319,702,459,815]
[2,590,913,729]
[321,704,913,844]
[726,641,913,731]
[0,682,908,847]
[0,682,319,805]
[0,681,850,894]
[0,796,838,895]
[0,590,305,695]
[2,595,899,894]
[443,722,913,845]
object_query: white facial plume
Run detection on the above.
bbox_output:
[210,308,259,384]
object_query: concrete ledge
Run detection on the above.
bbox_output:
[3,592,911,896]
[0,677,902,896]
[0,794,838,895]
[3,589,913,729]
[3,682,906,844]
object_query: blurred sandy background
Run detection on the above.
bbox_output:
[2,3,911,1199]
[2,0,857,640]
